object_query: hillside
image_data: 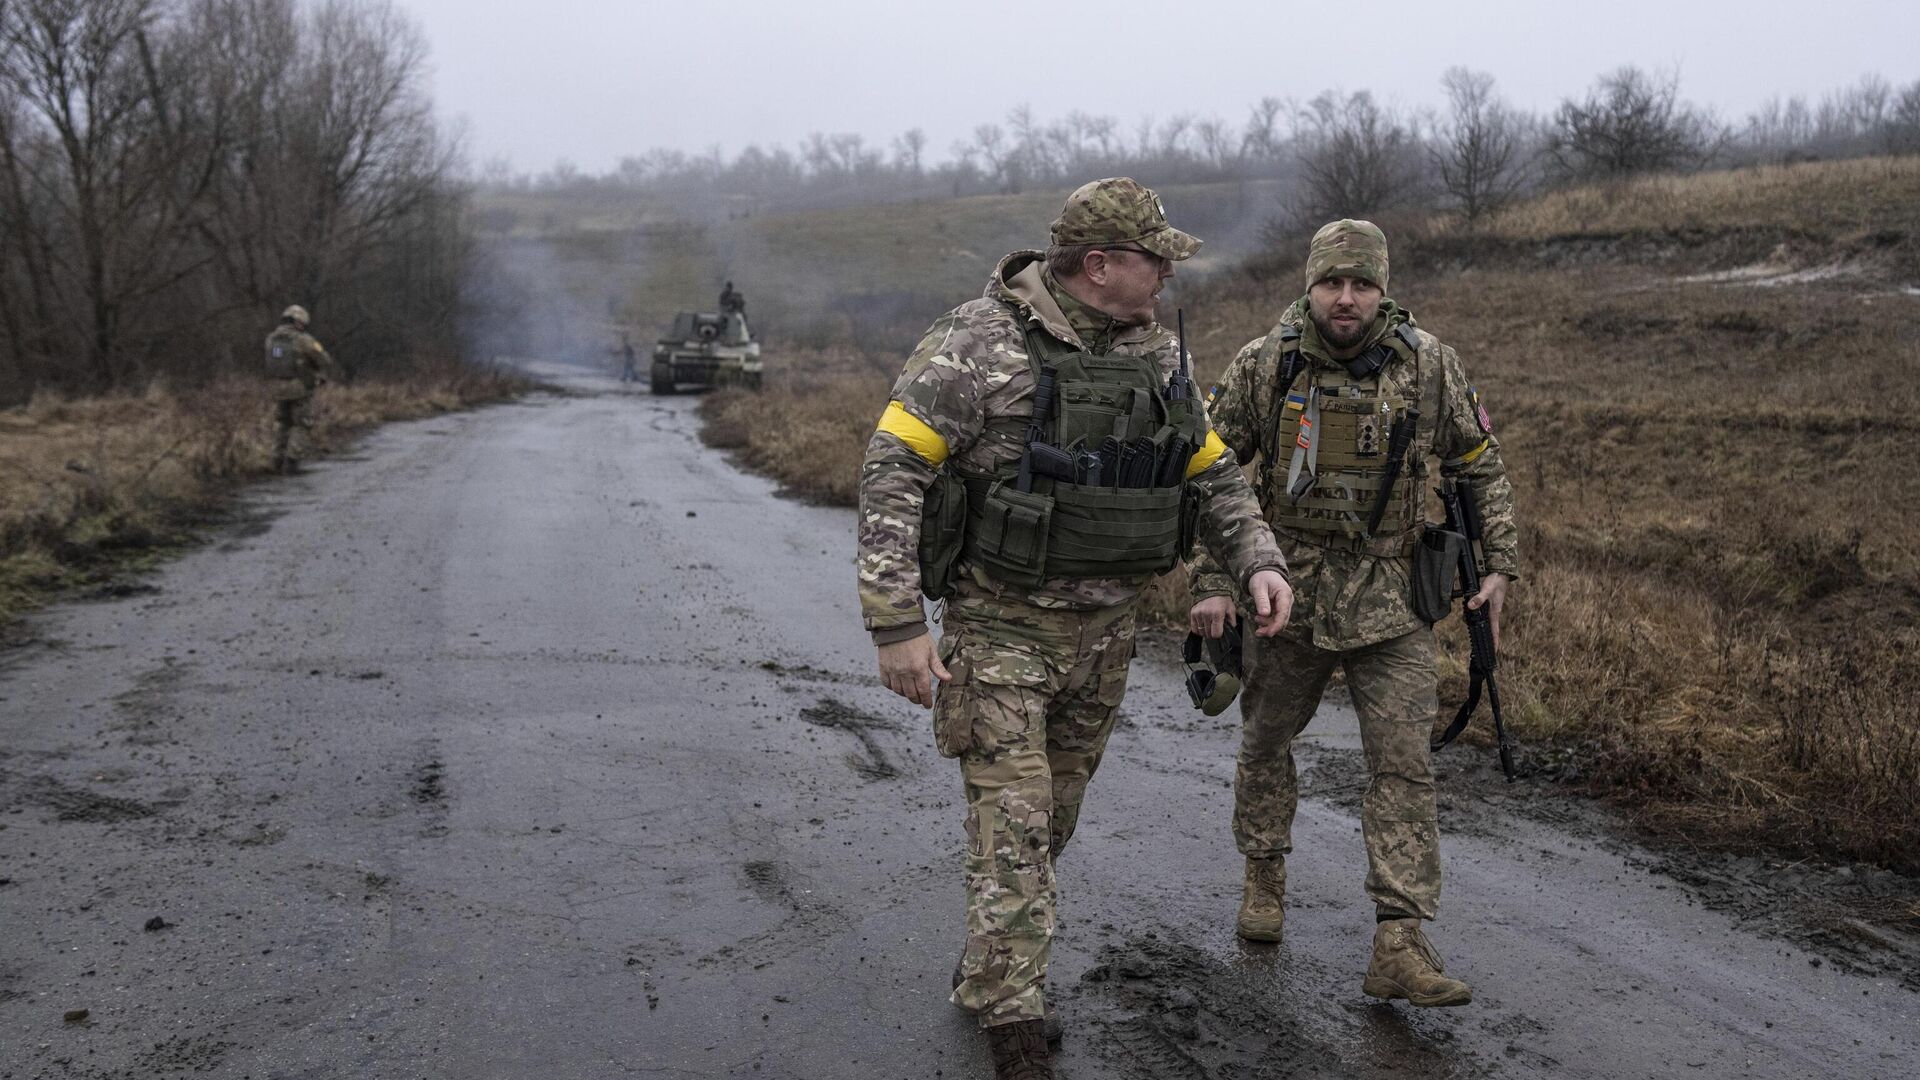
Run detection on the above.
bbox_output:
[472,180,1281,362]
[700,156,1920,878]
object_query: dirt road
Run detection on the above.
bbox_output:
[2,368,1914,1079]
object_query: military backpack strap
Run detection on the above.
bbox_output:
[1259,323,1306,471]
[1020,317,1075,439]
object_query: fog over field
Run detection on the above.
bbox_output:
[400,0,1920,172]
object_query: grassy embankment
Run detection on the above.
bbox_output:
[0,362,529,624]
[700,156,1920,878]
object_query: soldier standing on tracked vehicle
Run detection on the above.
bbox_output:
[1189,219,1519,1007]
[857,178,1294,1079]
[262,305,340,474]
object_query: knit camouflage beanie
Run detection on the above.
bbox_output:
[1305,219,1389,291]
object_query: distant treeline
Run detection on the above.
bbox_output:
[0,0,467,404]
[491,67,1920,225]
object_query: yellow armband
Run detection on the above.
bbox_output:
[1185,429,1229,479]
[875,401,950,467]
[1443,438,1490,468]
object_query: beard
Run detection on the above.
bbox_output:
[1311,309,1370,350]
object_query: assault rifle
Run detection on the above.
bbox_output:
[1431,479,1516,781]
[1017,364,1071,492]
[1156,309,1195,487]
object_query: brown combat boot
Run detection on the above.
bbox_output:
[983,1018,1053,1080]
[1235,856,1286,942]
[954,955,1061,1043]
[1362,917,1472,1007]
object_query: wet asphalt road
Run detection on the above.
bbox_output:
[1,366,1915,1080]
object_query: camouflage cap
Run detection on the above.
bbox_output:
[1051,177,1202,261]
[1305,219,1389,291]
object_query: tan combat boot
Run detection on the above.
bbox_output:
[1236,856,1286,942]
[1362,918,1472,1007]
[983,1018,1053,1080]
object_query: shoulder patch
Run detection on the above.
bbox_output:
[1469,385,1493,434]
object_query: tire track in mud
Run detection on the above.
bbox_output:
[692,858,844,975]
[799,696,903,780]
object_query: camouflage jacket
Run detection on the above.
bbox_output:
[857,250,1285,643]
[1191,297,1519,652]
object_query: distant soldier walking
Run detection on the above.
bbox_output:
[1190,219,1520,1007]
[857,178,1293,1078]
[263,305,339,474]
[619,332,638,382]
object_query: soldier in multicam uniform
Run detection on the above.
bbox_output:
[857,178,1293,1079]
[262,305,340,474]
[1189,219,1519,1007]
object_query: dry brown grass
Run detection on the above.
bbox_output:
[700,157,1920,871]
[1443,156,1920,241]
[0,361,529,621]
[698,349,894,505]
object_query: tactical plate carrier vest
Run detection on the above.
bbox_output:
[918,322,1206,595]
[1258,321,1434,557]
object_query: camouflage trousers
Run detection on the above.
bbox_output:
[934,584,1135,1028]
[1233,628,1441,920]
[271,393,313,467]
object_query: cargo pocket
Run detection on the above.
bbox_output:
[932,635,974,758]
[1094,632,1137,709]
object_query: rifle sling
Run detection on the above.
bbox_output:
[1430,671,1483,752]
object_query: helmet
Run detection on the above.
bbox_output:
[281,305,310,327]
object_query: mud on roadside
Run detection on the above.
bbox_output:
[1300,745,1920,992]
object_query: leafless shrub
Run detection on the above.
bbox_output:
[1545,66,1723,181]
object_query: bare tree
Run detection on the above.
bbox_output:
[960,123,1011,192]
[1241,96,1287,160]
[891,128,926,176]
[1888,80,1920,155]
[1293,90,1423,220]
[1431,67,1529,223]
[0,0,471,400]
[1545,66,1722,181]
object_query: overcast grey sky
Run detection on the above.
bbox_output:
[397,0,1918,173]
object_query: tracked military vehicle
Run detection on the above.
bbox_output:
[651,311,763,393]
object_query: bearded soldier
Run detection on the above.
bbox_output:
[1189,219,1518,1007]
[262,305,339,474]
[858,178,1293,1079]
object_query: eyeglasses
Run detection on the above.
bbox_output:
[1099,245,1169,269]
